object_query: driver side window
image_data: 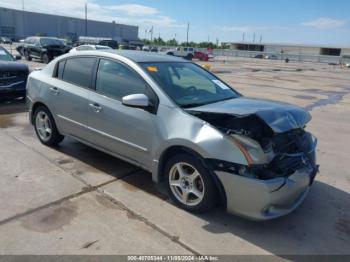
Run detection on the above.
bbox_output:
[95,59,147,101]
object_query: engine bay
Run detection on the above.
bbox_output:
[188,111,318,179]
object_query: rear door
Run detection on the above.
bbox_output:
[86,58,157,168]
[31,38,42,58]
[49,56,97,142]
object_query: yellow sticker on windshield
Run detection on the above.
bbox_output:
[147,66,158,72]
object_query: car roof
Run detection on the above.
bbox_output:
[100,50,188,63]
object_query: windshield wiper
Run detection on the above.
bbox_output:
[181,96,238,109]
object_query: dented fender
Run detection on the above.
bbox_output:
[151,104,249,182]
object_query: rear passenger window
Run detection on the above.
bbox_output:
[95,59,147,100]
[62,57,95,88]
[56,60,66,79]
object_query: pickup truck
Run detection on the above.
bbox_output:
[165,47,195,60]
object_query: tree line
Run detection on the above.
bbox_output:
[142,37,230,49]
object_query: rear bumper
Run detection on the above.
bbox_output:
[216,164,318,220]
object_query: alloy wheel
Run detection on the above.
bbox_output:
[169,162,205,206]
[35,111,52,142]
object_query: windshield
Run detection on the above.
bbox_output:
[40,38,64,46]
[140,62,239,108]
[0,48,15,62]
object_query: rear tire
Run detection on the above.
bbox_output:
[24,50,32,61]
[165,153,217,212]
[185,54,193,60]
[34,106,64,146]
[42,53,50,64]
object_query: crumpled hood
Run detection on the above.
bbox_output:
[188,97,311,133]
[0,61,29,72]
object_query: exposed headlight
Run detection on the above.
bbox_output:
[230,134,268,166]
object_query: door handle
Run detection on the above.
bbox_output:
[89,103,103,112]
[49,87,60,95]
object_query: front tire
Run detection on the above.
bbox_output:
[34,106,64,146]
[165,153,217,212]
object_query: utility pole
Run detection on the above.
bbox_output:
[85,2,88,36]
[260,34,262,43]
[242,32,245,42]
[253,33,256,43]
[186,22,189,46]
[150,26,153,42]
[22,0,25,40]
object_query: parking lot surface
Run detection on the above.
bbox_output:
[0,49,349,256]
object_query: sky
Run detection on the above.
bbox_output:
[1,0,350,46]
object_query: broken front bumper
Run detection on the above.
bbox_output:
[215,164,318,220]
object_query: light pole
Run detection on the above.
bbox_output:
[85,2,88,36]
[186,22,189,46]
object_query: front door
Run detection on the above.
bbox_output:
[87,58,157,169]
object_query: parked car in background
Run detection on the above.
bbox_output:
[17,37,70,64]
[0,46,29,101]
[194,51,209,61]
[254,54,265,59]
[0,36,12,44]
[142,45,150,52]
[98,40,119,49]
[27,50,318,220]
[142,46,158,52]
[150,46,158,52]
[69,45,111,53]
[166,47,195,60]
[266,54,278,60]
[340,55,350,68]
[58,38,73,49]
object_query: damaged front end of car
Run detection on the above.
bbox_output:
[186,99,319,220]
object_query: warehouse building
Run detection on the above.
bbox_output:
[0,7,141,46]
[223,42,350,57]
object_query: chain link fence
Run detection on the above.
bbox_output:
[195,48,342,64]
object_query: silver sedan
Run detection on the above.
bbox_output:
[26,50,318,220]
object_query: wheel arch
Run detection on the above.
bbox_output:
[156,145,227,206]
[30,101,52,125]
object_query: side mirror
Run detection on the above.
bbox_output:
[122,94,149,109]
[14,55,22,60]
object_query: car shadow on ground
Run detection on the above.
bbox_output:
[52,139,350,255]
[53,138,170,199]
[53,138,141,179]
[198,180,350,255]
